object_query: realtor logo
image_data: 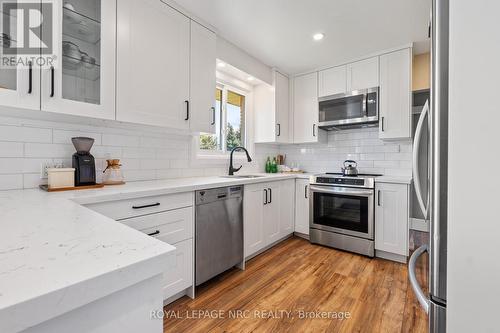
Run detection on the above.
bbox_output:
[2,1,53,55]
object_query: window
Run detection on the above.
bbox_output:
[199,85,246,152]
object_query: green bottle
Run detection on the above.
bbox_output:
[272,157,278,173]
[265,157,271,173]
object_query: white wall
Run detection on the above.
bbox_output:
[447,1,500,332]
[279,127,412,176]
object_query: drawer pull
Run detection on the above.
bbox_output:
[132,202,160,209]
[147,230,160,236]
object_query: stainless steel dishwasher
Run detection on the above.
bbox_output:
[195,186,243,286]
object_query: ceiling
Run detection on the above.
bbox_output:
[174,0,431,75]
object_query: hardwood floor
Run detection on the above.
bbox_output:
[164,237,428,333]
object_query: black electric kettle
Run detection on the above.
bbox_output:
[342,160,358,176]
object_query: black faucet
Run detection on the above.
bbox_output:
[228,146,252,175]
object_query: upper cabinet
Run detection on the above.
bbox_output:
[116,0,190,129]
[189,21,216,134]
[0,0,40,111]
[254,70,291,143]
[318,65,347,97]
[347,57,380,91]
[318,56,379,98]
[292,72,326,143]
[379,48,412,140]
[42,0,116,120]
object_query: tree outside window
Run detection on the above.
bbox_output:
[200,85,245,152]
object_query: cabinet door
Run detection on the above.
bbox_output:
[294,179,310,235]
[116,0,189,129]
[379,48,412,139]
[319,65,347,97]
[189,20,216,133]
[244,184,265,257]
[162,238,193,300]
[347,57,379,91]
[279,179,295,237]
[253,83,276,143]
[375,183,409,256]
[41,0,115,119]
[275,71,290,143]
[293,72,321,143]
[0,1,40,110]
[264,182,281,245]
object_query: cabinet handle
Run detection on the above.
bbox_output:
[305,185,308,199]
[27,61,32,94]
[264,189,268,205]
[147,230,160,236]
[313,124,316,137]
[185,100,190,120]
[277,123,281,137]
[132,202,160,209]
[378,190,381,206]
[211,107,216,125]
[50,66,54,97]
[381,117,385,132]
[268,188,272,203]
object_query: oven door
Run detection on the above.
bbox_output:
[318,87,379,127]
[309,185,374,239]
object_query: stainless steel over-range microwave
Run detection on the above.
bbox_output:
[318,87,379,130]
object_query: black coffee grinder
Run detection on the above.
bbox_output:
[71,137,96,186]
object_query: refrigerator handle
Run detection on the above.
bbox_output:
[412,99,430,219]
[409,244,430,314]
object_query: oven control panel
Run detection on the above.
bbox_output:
[316,177,365,186]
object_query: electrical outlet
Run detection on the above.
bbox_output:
[40,162,54,179]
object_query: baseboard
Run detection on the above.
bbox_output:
[376,250,407,264]
[410,218,429,232]
[293,232,310,240]
[163,287,190,306]
[245,233,294,261]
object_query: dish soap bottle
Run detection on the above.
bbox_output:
[272,157,278,173]
[265,157,271,173]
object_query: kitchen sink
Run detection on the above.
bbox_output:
[220,175,265,179]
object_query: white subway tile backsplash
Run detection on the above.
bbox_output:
[122,147,155,159]
[102,133,140,147]
[0,142,24,157]
[0,125,52,143]
[24,143,74,158]
[53,130,102,145]
[0,174,23,190]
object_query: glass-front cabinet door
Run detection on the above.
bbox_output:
[0,1,40,109]
[41,0,115,119]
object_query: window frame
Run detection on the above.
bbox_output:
[194,81,251,161]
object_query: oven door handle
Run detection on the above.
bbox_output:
[309,185,374,197]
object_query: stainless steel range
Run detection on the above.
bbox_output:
[309,173,380,257]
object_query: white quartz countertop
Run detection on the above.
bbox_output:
[375,175,413,184]
[0,172,299,332]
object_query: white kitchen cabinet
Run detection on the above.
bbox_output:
[294,179,310,236]
[264,182,281,245]
[244,180,295,258]
[279,179,295,237]
[189,20,216,134]
[292,72,326,143]
[254,71,290,143]
[162,238,193,300]
[346,57,380,91]
[116,0,190,129]
[319,65,347,97]
[375,182,409,260]
[379,48,412,140]
[41,0,116,120]
[244,183,266,257]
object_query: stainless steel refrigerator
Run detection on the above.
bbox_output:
[409,0,448,332]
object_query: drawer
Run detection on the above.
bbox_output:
[123,207,193,244]
[85,192,193,220]
[162,238,193,300]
